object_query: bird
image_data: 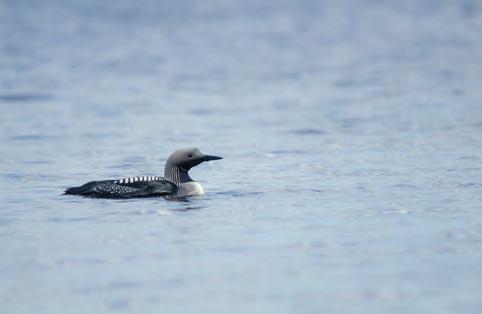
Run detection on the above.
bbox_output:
[63,147,222,198]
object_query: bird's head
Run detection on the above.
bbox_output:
[165,147,223,172]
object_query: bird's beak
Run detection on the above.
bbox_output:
[180,153,223,171]
[202,154,223,161]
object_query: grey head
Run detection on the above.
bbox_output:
[164,147,222,184]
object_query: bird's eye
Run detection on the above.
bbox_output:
[188,154,193,158]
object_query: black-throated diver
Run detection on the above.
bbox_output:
[64,147,222,198]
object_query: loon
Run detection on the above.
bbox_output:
[64,147,222,198]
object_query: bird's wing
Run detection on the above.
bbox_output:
[85,181,146,198]
[116,176,177,197]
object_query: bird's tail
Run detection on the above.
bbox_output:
[63,181,97,195]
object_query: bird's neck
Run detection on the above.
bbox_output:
[165,166,193,185]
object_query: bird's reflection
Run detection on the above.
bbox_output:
[155,197,205,214]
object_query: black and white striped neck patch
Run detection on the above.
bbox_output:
[115,176,162,184]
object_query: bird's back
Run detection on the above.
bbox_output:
[64,176,177,198]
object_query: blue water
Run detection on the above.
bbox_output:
[2,0,482,313]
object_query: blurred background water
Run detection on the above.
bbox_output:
[1,0,482,313]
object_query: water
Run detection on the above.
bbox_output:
[1,0,482,313]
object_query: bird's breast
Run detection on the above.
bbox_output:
[179,182,205,196]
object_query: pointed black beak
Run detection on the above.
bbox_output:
[180,152,223,171]
[202,154,223,161]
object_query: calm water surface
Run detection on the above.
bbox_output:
[1,0,482,313]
